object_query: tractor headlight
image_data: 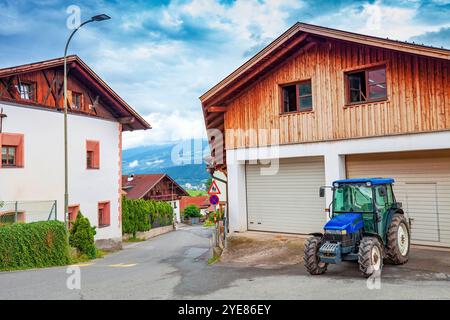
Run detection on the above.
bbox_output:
[325,229,347,235]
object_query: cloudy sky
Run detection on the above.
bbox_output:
[1,0,449,149]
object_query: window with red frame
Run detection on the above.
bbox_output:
[346,66,387,104]
[281,80,313,113]
[68,205,80,229]
[86,140,100,169]
[0,133,24,168]
[98,201,110,228]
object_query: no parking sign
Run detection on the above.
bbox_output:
[209,194,219,205]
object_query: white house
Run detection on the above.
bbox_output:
[0,56,150,249]
[201,23,450,248]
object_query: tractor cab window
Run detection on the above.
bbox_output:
[333,184,374,213]
[375,184,393,211]
[375,185,388,210]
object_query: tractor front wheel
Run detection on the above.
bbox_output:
[304,236,328,275]
[386,213,410,265]
[358,237,383,277]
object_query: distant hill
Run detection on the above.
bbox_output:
[122,139,210,189]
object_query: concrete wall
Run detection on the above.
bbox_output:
[226,131,450,233]
[0,102,122,242]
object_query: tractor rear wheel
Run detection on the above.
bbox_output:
[304,236,328,275]
[385,214,410,265]
[358,237,383,277]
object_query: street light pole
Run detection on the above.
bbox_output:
[63,14,111,227]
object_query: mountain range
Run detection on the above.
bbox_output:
[122,139,210,189]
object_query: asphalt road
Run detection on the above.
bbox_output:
[0,225,449,300]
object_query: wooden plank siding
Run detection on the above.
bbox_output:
[223,39,450,150]
[0,68,116,121]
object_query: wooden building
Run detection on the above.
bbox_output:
[200,23,450,248]
[122,174,189,222]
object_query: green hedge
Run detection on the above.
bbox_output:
[122,198,173,236]
[0,221,70,271]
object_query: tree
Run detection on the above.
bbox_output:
[183,205,201,218]
[69,212,97,258]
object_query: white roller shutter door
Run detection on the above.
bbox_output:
[346,150,450,247]
[246,157,326,234]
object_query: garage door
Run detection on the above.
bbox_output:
[346,150,450,247]
[246,157,326,234]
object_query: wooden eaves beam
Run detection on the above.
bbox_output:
[207,106,227,113]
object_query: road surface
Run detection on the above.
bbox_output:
[0,225,449,299]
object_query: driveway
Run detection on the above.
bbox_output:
[0,225,449,300]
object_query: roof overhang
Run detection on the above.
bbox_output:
[0,55,151,131]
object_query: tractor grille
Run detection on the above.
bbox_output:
[323,233,353,247]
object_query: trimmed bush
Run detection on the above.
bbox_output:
[122,198,151,237]
[69,212,97,259]
[122,197,173,236]
[183,205,201,218]
[0,221,70,271]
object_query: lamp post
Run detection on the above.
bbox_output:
[63,14,111,227]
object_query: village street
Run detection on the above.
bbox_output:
[0,225,448,300]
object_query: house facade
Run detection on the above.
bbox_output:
[0,56,150,249]
[121,173,188,222]
[201,23,450,248]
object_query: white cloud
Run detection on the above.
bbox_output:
[122,110,207,150]
[128,160,139,168]
[312,0,449,40]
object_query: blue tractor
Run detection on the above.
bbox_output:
[304,178,411,277]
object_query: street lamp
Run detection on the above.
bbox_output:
[63,14,111,227]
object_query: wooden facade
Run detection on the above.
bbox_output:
[122,174,189,201]
[0,56,150,131]
[201,23,450,154]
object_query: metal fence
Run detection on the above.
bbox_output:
[0,200,57,224]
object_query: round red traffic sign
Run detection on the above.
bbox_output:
[209,195,219,205]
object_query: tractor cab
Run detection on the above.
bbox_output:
[305,178,411,277]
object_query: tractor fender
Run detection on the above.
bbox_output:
[362,232,385,247]
[385,209,405,234]
[308,232,323,238]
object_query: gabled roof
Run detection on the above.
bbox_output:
[121,174,188,199]
[0,55,151,131]
[200,22,450,106]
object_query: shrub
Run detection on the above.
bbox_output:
[0,221,70,271]
[122,197,151,237]
[183,205,201,218]
[152,201,174,227]
[122,198,173,235]
[69,212,97,259]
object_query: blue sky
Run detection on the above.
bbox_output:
[1,0,450,149]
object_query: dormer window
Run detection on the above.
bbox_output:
[16,82,35,101]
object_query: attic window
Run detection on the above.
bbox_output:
[16,82,35,101]
[281,80,313,113]
[72,92,83,110]
[346,66,387,104]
